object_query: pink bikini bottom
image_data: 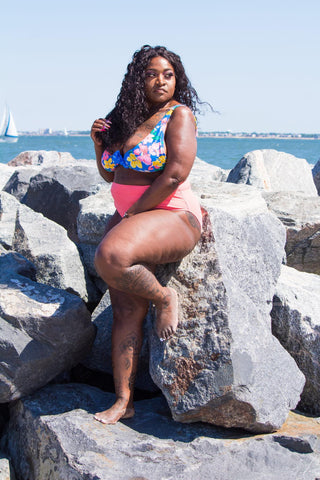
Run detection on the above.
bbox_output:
[111,180,202,229]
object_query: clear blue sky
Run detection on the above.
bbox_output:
[1,0,319,133]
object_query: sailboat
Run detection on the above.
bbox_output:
[0,106,19,143]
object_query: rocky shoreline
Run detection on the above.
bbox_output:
[0,149,320,479]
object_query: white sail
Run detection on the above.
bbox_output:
[6,111,18,137]
[0,106,18,142]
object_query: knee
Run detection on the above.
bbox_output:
[94,240,132,280]
[94,241,117,280]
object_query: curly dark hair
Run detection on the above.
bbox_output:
[101,45,206,151]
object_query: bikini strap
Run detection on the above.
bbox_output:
[167,104,184,115]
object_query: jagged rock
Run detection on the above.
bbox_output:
[0,193,20,249]
[7,150,76,167]
[312,159,320,195]
[263,191,320,274]
[0,452,15,480]
[20,164,106,242]
[190,157,230,183]
[77,189,114,286]
[2,383,320,480]
[149,182,305,433]
[227,149,317,195]
[82,290,158,392]
[0,253,95,403]
[3,168,40,201]
[0,164,16,191]
[9,201,88,300]
[77,189,114,245]
[271,265,320,415]
[0,249,36,280]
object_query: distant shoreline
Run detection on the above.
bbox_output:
[17,132,320,140]
[198,133,320,140]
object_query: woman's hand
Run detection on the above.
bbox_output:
[90,118,111,146]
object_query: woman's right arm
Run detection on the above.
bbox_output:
[91,118,114,183]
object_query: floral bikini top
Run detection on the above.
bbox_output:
[101,104,186,173]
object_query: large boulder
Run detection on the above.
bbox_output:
[0,193,20,249]
[82,290,158,392]
[0,164,16,191]
[21,164,106,242]
[149,182,304,433]
[0,252,95,403]
[77,189,114,288]
[263,191,320,274]
[2,198,89,300]
[2,383,320,480]
[312,158,320,195]
[271,265,320,415]
[227,149,317,195]
[3,168,40,201]
[190,157,230,183]
[7,150,76,167]
[77,189,114,245]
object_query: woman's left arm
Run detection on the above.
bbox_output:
[125,106,197,217]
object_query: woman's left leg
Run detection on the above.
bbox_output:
[94,285,151,424]
[94,209,201,340]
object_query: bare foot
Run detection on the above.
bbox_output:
[155,286,179,341]
[94,400,135,425]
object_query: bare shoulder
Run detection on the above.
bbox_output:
[168,105,196,130]
[171,105,194,119]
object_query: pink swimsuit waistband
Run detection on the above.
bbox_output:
[111,180,202,229]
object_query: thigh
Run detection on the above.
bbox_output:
[101,209,201,266]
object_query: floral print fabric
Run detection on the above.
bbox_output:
[101,105,182,173]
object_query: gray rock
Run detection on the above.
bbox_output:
[83,290,158,392]
[77,190,114,288]
[271,265,320,415]
[21,165,106,242]
[190,157,230,183]
[263,191,320,274]
[77,243,98,278]
[0,193,20,249]
[0,165,16,191]
[11,202,88,300]
[227,149,317,195]
[3,168,40,201]
[0,452,15,480]
[2,383,320,480]
[0,249,36,280]
[0,257,95,403]
[149,182,305,433]
[7,150,76,167]
[312,159,320,195]
[77,188,114,244]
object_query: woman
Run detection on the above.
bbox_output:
[91,45,203,425]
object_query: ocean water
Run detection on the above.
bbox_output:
[0,135,319,170]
